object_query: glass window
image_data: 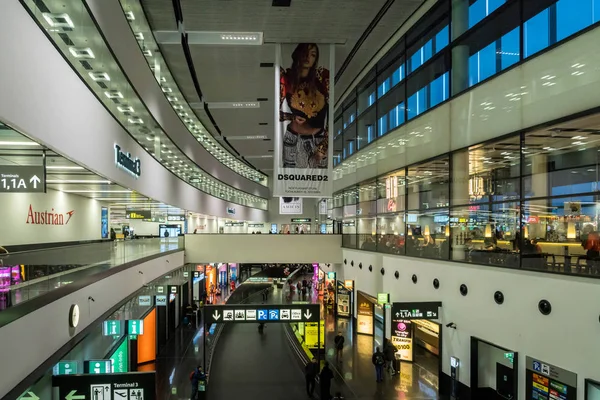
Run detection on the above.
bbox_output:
[406,209,450,259]
[377,81,406,135]
[357,74,377,115]
[407,157,450,210]
[357,107,376,149]
[342,217,357,249]
[406,1,450,74]
[523,8,550,58]
[377,213,406,254]
[523,129,600,199]
[406,53,450,120]
[378,55,406,99]
[469,0,506,29]
[452,136,521,206]
[450,202,520,267]
[377,170,407,214]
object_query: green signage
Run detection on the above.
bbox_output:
[377,293,390,305]
[128,320,144,336]
[53,361,78,375]
[109,340,128,373]
[102,320,122,337]
[87,360,111,374]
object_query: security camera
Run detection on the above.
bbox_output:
[88,296,95,302]
[446,322,457,329]
[138,271,144,274]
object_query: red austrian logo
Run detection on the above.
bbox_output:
[26,205,75,225]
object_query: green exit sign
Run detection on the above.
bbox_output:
[377,293,390,305]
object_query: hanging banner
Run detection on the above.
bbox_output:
[279,197,303,214]
[336,280,351,318]
[275,43,334,198]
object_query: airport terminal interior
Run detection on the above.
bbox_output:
[1,0,600,399]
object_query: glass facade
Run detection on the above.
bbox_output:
[334,0,600,166]
[338,122,600,277]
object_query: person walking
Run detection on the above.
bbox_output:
[333,331,345,361]
[319,361,334,400]
[372,347,385,382]
[189,365,206,400]
[383,339,397,375]
[304,358,318,397]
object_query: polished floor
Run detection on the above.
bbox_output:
[154,272,442,399]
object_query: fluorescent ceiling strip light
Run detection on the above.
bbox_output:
[62,190,132,193]
[0,141,40,146]
[208,102,260,109]
[42,13,74,28]
[46,166,84,170]
[154,31,263,45]
[47,180,112,184]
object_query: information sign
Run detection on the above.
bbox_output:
[53,371,156,400]
[102,321,122,337]
[391,301,442,320]
[204,304,320,324]
[526,356,577,400]
[0,165,45,193]
[53,361,79,376]
[84,360,112,375]
[109,340,128,373]
[128,320,144,336]
[126,210,151,220]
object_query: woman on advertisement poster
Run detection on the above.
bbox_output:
[279,43,329,169]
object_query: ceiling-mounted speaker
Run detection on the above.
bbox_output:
[433,278,440,289]
[394,271,399,279]
[460,284,468,296]
[368,265,373,272]
[380,268,385,275]
[412,274,417,284]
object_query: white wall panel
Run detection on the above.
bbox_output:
[85,0,269,198]
[0,251,184,399]
[184,234,342,264]
[0,1,266,222]
[340,248,600,399]
[0,190,104,246]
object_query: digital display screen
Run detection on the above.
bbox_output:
[101,207,109,239]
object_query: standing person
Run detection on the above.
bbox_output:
[333,331,345,361]
[304,358,318,398]
[319,361,334,400]
[383,339,397,375]
[110,228,117,247]
[189,365,206,400]
[372,347,385,382]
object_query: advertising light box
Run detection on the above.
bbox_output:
[357,292,374,335]
[526,356,577,400]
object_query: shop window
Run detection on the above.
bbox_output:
[407,157,450,210]
[376,213,406,254]
[357,107,376,149]
[406,209,450,260]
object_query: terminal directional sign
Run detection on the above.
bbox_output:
[391,301,442,320]
[0,166,45,193]
[53,371,156,400]
[204,304,320,324]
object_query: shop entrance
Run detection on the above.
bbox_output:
[391,302,443,395]
[470,337,518,400]
[356,291,385,351]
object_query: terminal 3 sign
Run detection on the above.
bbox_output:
[115,144,141,178]
[204,304,320,324]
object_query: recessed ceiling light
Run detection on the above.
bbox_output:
[89,72,110,81]
[105,90,124,99]
[117,105,134,113]
[167,96,178,102]
[69,47,95,59]
[134,32,144,41]
[47,179,111,184]
[162,87,172,93]
[0,141,40,146]
[128,117,143,124]
[42,13,74,28]
[143,49,153,57]
[62,190,132,193]
[46,166,84,170]
[125,11,135,21]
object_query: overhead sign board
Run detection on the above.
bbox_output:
[102,320,122,337]
[291,218,311,223]
[0,165,45,193]
[128,320,144,336]
[167,214,185,221]
[52,371,156,400]
[526,356,577,400]
[84,360,112,375]
[391,301,442,320]
[126,209,151,220]
[53,361,79,376]
[204,304,320,324]
[377,293,390,305]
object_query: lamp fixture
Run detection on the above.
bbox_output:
[484,224,492,238]
[567,222,576,239]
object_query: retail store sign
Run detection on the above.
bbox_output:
[155,295,167,306]
[391,301,441,320]
[138,295,152,306]
[26,205,74,225]
[52,371,156,400]
[115,144,141,177]
[0,165,45,193]
[204,304,320,324]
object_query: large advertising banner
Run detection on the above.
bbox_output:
[336,280,351,318]
[357,292,374,335]
[275,43,334,197]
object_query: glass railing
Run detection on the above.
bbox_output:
[21,0,268,210]
[0,237,183,312]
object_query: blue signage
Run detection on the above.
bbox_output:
[268,310,280,320]
[257,310,268,321]
[101,207,108,239]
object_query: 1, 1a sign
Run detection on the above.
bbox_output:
[53,371,156,400]
[204,304,320,324]
[0,166,45,193]
[391,301,442,320]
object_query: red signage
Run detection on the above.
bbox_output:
[26,205,74,225]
